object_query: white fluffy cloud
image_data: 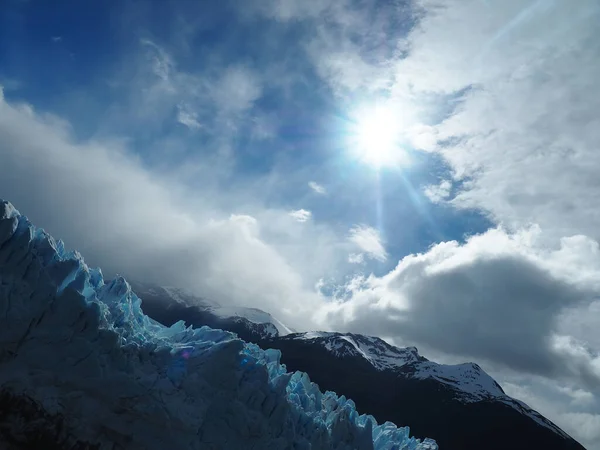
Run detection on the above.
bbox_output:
[289,209,312,222]
[396,0,600,242]
[423,179,451,203]
[320,227,600,387]
[348,225,387,262]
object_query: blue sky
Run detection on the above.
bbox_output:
[0,0,490,272]
[2,0,600,447]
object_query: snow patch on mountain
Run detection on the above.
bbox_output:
[283,328,580,446]
[292,332,507,403]
[295,332,422,370]
[210,305,293,336]
[412,362,505,401]
[0,200,437,450]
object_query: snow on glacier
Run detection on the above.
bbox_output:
[0,200,438,450]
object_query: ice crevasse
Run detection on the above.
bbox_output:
[0,199,438,450]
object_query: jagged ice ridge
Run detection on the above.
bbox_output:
[0,200,437,450]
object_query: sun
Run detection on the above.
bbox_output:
[349,103,409,168]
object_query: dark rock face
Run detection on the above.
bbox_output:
[137,287,586,450]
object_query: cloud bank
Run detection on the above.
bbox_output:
[0,89,325,330]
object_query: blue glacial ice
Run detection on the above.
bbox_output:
[0,199,438,450]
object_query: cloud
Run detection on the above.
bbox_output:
[423,179,451,203]
[562,412,600,448]
[107,39,262,148]
[502,380,600,450]
[557,300,600,352]
[308,181,327,195]
[0,91,324,330]
[248,0,337,22]
[393,0,600,242]
[246,0,408,97]
[348,253,364,264]
[348,225,386,262]
[176,105,201,130]
[141,39,174,82]
[289,209,312,223]
[319,226,600,388]
[212,65,262,117]
[301,0,407,97]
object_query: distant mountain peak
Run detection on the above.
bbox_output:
[292,332,425,370]
[285,332,505,402]
[129,281,293,339]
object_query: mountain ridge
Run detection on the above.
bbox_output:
[133,280,585,450]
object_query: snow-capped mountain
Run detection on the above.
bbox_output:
[0,199,436,450]
[293,332,505,402]
[261,333,584,450]
[135,284,585,450]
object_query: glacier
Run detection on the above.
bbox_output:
[0,200,437,450]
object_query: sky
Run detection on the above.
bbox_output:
[1,0,600,447]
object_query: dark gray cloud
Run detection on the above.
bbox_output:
[320,228,600,389]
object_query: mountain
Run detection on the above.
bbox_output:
[130,280,293,341]
[0,199,436,449]
[262,333,585,450]
[136,282,586,450]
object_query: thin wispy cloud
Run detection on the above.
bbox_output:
[289,209,312,223]
[348,225,386,262]
[176,106,201,130]
[308,181,327,195]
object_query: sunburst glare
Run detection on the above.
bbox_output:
[348,102,410,168]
